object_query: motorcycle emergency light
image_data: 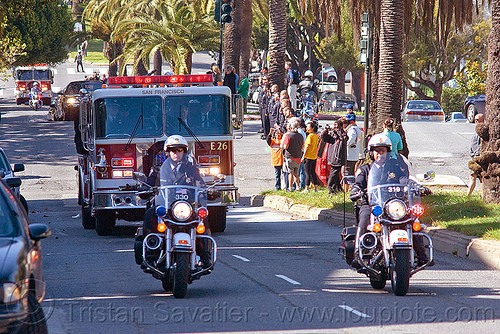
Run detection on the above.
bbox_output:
[156,206,167,217]
[107,74,213,85]
[157,222,167,233]
[373,223,382,232]
[197,207,208,219]
[372,205,383,217]
[196,223,206,234]
[412,222,421,231]
[411,204,424,217]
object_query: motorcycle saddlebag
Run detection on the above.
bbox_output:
[340,226,357,265]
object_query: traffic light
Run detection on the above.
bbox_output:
[220,0,232,24]
[214,0,221,22]
[359,12,370,65]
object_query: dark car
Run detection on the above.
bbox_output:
[53,80,103,121]
[0,147,27,211]
[461,94,485,123]
[0,179,51,333]
[320,91,358,112]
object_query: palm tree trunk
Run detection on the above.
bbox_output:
[223,0,243,73]
[336,67,347,93]
[480,0,500,203]
[377,0,408,156]
[238,0,253,75]
[268,0,287,90]
[153,49,162,75]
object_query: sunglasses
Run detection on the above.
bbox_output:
[169,148,184,153]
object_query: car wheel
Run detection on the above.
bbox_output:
[19,291,48,334]
[467,104,477,123]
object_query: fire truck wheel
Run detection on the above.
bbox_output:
[95,210,116,236]
[16,98,21,105]
[82,205,96,229]
[208,206,226,233]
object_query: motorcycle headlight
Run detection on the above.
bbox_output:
[385,199,407,220]
[0,283,21,304]
[172,201,192,221]
[67,97,77,105]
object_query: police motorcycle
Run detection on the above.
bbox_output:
[133,172,223,298]
[29,82,42,111]
[299,91,320,126]
[340,142,434,296]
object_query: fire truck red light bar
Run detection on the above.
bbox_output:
[108,74,213,85]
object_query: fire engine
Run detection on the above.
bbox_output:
[14,64,54,105]
[76,74,241,236]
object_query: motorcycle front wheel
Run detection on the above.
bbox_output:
[369,270,387,290]
[172,253,190,298]
[390,249,411,296]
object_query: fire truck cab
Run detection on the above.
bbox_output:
[76,74,242,236]
[14,64,54,106]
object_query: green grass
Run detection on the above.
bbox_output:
[262,188,500,241]
[71,39,108,64]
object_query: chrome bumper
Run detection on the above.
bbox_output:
[93,191,149,210]
[209,186,239,206]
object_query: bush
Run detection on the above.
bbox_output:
[441,87,466,115]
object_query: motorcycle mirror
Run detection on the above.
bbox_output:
[342,175,355,185]
[423,171,435,181]
[133,172,146,180]
[214,174,226,182]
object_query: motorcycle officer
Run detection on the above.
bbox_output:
[297,70,319,106]
[350,134,430,268]
[30,82,42,98]
[140,135,212,268]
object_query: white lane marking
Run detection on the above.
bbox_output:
[275,274,301,285]
[232,254,250,262]
[115,249,133,252]
[338,304,371,318]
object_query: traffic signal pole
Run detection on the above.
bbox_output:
[218,22,224,71]
[359,12,372,152]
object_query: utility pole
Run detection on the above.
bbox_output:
[214,0,233,71]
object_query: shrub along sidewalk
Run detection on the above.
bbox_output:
[261,187,500,241]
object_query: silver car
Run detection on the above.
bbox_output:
[0,148,27,211]
[402,100,445,122]
[321,91,358,112]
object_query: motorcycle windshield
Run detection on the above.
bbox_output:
[367,153,420,208]
[156,184,207,209]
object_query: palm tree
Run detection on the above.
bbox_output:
[268,0,287,89]
[113,0,218,75]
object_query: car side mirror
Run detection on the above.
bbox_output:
[29,224,52,241]
[5,177,22,188]
[13,163,25,173]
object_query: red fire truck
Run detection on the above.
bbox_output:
[14,64,54,105]
[76,74,241,236]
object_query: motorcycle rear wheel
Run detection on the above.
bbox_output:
[390,249,411,296]
[162,280,173,292]
[172,253,190,298]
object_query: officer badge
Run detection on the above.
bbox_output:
[388,172,396,179]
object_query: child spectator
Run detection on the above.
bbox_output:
[266,128,284,190]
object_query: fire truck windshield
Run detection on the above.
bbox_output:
[165,95,230,136]
[34,70,50,80]
[95,96,163,138]
[15,69,50,81]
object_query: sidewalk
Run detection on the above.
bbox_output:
[249,194,500,270]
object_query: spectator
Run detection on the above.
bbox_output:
[258,75,270,136]
[238,70,249,114]
[381,118,403,157]
[281,117,304,192]
[297,118,308,190]
[81,39,88,58]
[268,84,281,132]
[211,64,222,85]
[467,113,485,196]
[344,113,362,176]
[285,61,300,110]
[75,51,84,73]
[301,121,320,192]
[267,128,284,190]
[322,119,347,194]
[223,65,237,94]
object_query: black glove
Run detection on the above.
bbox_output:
[420,186,432,196]
[349,189,365,202]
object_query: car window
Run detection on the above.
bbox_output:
[65,84,81,95]
[0,151,11,173]
[407,101,441,110]
[0,187,21,237]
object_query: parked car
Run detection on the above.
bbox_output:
[461,94,485,123]
[316,67,337,82]
[402,100,445,122]
[0,178,51,333]
[447,112,467,123]
[320,91,358,112]
[52,80,103,121]
[0,147,27,211]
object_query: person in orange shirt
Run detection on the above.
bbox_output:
[267,127,284,190]
[301,121,320,192]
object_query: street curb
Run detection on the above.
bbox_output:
[250,194,500,270]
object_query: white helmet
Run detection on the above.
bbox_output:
[368,134,392,152]
[164,135,188,152]
[33,82,39,86]
[304,70,313,77]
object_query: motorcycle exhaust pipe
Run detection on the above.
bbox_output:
[144,234,162,251]
[360,232,378,250]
